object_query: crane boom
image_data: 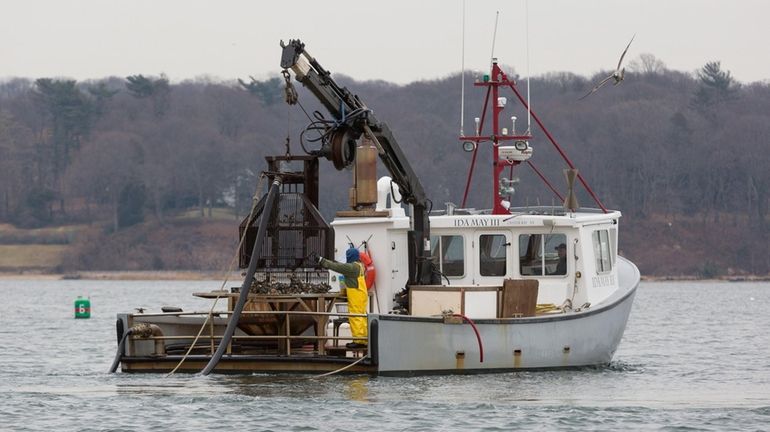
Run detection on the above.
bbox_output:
[280,39,437,286]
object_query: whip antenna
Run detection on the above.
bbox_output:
[490,11,500,67]
[525,0,532,134]
[460,0,466,135]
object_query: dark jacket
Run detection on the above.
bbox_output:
[320,258,364,289]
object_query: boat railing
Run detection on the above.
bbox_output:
[127,309,366,357]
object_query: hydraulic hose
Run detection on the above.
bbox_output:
[452,313,484,363]
[108,328,134,373]
[200,178,282,375]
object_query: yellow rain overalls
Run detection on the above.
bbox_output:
[347,262,369,344]
[319,257,369,345]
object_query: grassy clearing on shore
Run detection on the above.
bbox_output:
[176,208,239,221]
[0,223,88,245]
[0,244,68,268]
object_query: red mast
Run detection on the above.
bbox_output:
[459,60,609,214]
[460,60,532,215]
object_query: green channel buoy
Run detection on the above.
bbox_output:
[74,296,91,319]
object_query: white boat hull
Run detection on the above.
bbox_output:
[115,257,638,375]
[370,257,639,374]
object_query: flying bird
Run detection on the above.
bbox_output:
[579,34,636,100]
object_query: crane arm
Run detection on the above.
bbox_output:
[280,39,436,285]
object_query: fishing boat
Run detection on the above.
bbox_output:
[111,39,639,375]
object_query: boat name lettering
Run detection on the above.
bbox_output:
[592,274,616,287]
[507,219,537,226]
[453,218,501,227]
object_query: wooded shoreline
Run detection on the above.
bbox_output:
[0,270,239,281]
[1,59,768,277]
[1,270,768,282]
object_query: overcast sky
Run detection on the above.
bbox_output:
[2,0,767,84]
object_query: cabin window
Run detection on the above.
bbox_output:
[593,229,612,273]
[609,227,618,266]
[430,235,465,277]
[518,233,567,277]
[479,234,508,276]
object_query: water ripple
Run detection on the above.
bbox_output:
[1,280,769,430]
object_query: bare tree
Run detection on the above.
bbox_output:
[628,53,667,75]
[0,110,35,222]
[65,131,142,231]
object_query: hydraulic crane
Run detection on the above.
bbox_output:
[280,39,438,286]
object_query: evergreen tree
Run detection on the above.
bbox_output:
[692,61,738,110]
[126,74,170,117]
[32,78,95,214]
[238,76,283,106]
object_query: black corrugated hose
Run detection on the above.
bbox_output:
[200,178,282,376]
[108,328,134,373]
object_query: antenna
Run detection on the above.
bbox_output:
[490,11,500,67]
[460,0,466,136]
[525,0,532,134]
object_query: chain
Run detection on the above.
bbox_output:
[282,70,298,105]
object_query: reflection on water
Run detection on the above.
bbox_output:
[0,280,769,430]
[115,379,234,396]
[344,375,370,402]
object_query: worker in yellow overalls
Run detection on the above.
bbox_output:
[318,247,368,349]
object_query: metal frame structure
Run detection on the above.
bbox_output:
[280,39,438,286]
[460,61,608,214]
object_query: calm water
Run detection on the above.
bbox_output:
[0,279,768,431]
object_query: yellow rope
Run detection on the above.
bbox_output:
[535,303,561,314]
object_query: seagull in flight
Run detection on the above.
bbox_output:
[580,34,636,100]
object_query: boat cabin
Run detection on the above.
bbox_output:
[328,177,621,320]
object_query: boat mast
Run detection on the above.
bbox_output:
[460,61,533,215]
[459,63,610,214]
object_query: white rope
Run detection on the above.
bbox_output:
[166,174,267,376]
[310,355,367,379]
[162,171,371,378]
[253,354,369,382]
